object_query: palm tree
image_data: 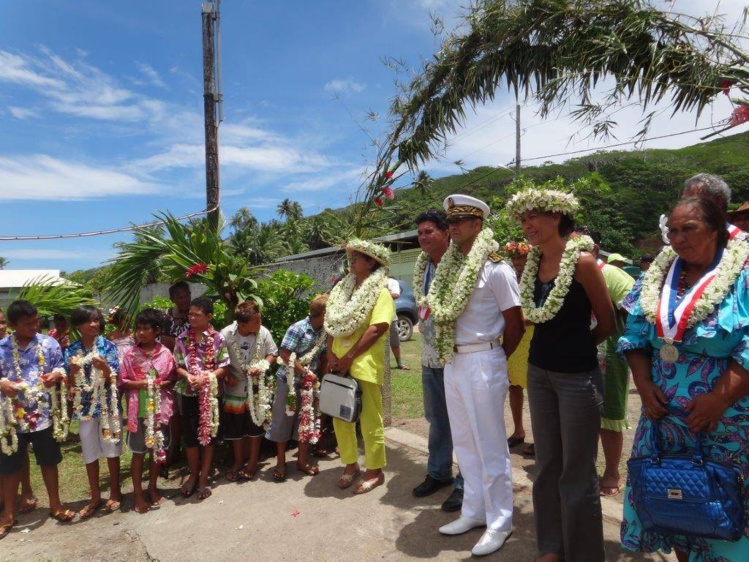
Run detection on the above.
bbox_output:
[229,206,258,231]
[412,170,433,195]
[105,213,260,321]
[383,0,749,169]
[277,198,303,222]
[0,257,9,270]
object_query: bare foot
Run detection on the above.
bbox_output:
[147,490,166,506]
[133,495,150,514]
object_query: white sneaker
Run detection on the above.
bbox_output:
[471,529,513,556]
[438,516,486,536]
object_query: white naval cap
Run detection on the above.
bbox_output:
[442,194,490,220]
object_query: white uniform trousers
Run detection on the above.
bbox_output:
[444,346,513,532]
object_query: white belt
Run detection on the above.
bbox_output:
[453,342,497,354]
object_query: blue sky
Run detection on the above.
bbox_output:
[0,0,746,273]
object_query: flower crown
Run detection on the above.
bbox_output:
[345,238,390,267]
[506,188,579,221]
[502,241,532,257]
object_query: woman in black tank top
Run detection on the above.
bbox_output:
[508,188,615,562]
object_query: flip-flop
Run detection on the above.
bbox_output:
[180,482,197,498]
[196,487,212,500]
[507,435,525,448]
[311,448,330,458]
[296,463,320,476]
[0,519,17,540]
[78,500,104,519]
[104,498,122,512]
[48,508,76,523]
[337,468,360,490]
[353,473,385,495]
[239,466,257,481]
[272,465,286,482]
[18,496,38,514]
[225,469,241,482]
[599,476,621,497]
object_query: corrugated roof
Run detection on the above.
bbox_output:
[0,270,65,289]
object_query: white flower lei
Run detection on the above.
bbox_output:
[229,332,272,428]
[276,330,326,416]
[70,345,121,443]
[427,228,498,365]
[145,367,166,462]
[412,251,430,308]
[519,235,594,323]
[639,237,749,328]
[0,393,18,455]
[506,188,580,221]
[324,268,389,337]
[0,336,69,451]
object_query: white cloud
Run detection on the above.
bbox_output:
[0,155,162,201]
[8,107,38,119]
[283,168,363,193]
[136,62,167,89]
[0,48,165,122]
[324,79,366,94]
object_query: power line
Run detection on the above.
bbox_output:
[0,206,218,242]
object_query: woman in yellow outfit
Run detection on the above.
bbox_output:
[325,239,394,495]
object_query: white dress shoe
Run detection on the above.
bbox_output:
[471,529,513,556]
[439,516,486,536]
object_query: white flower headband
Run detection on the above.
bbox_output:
[506,188,579,221]
[345,238,391,267]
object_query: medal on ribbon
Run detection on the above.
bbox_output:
[655,256,719,363]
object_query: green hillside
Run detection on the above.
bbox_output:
[377,131,749,256]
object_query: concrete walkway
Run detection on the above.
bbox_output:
[2,425,676,562]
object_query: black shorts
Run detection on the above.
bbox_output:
[0,426,62,475]
[181,395,220,448]
[222,409,264,440]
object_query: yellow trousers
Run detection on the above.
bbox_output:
[333,379,386,470]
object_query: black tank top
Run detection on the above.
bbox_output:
[528,275,598,373]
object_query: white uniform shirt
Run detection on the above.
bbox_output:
[454,260,521,346]
[387,277,401,321]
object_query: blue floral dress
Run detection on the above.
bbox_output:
[617,264,749,561]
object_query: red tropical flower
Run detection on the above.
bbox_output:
[385,170,394,179]
[720,80,734,96]
[729,104,749,127]
[382,186,395,200]
[374,196,384,207]
[186,263,208,278]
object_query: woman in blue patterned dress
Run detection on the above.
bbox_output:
[618,197,749,561]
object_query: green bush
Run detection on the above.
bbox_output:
[256,270,316,342]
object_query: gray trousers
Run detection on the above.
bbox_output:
[527,363,605,562]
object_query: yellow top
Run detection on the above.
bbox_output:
[332,287,394,385]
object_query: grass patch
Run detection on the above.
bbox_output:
[391,333,425,419]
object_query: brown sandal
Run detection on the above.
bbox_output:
[337,468,360,489]
[296,463,319,476]
[0,519,17,540]
[272,465,287,482]
[353,473,385,495]
[18,496,38,514]
[49,508,76,523]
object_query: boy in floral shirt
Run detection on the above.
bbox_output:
[120,308,177,513]
[0,300,73,539]
[173,297,229,500]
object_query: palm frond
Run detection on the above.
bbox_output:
[15,276,96,318]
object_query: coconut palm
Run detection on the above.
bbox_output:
[15,275,95,318]
[105,212,260,321]
[0,257,9,270]
[381,0,749,170]
[277,198,303,222]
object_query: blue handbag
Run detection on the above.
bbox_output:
[627,418,745,542]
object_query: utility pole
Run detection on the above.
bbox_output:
[202,2,221,230]
[515,103,521,176]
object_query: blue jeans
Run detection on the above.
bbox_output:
[422,365,463,489]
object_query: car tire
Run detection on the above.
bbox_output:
[396,314,413,342]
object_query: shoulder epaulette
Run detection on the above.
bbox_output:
[487,251,503,263]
